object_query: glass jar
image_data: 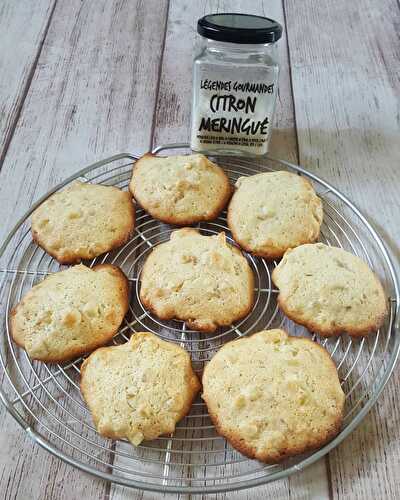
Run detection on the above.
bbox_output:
[190,13,282,157]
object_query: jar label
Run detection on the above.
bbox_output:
[191,72,278,156]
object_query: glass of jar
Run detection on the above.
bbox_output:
[191,13,282,157]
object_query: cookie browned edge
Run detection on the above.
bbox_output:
[10,264,130,363]
[80,333,201,441]
[207,407,343,464]
[202,332,344,463]
[139,231,255,333]
[32,189,136,265]
[226,175,322,260]
[271,266,388,338]
[129,153,233,226]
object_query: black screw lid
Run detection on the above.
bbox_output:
[197,13,282,44]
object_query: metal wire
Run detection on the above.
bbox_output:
[0,143,399,494]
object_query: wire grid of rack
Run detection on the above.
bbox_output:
[0,143,399,494]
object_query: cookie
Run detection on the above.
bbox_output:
[139,228,254,332]
[32,181,135,264]
[202,329,345,463]
[10,264,129,363]
[129,153,231,225]
[272,243,387,336]
[227,171,323,259]
[80,332,200,445]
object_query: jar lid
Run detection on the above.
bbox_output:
[197,13,282,44]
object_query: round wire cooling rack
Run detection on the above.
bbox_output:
[0,143,399,494]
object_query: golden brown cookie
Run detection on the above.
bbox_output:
[10,264,129,362]
[32,182,135,264]
[129,153,231,225]
[139,228,254,332]
[202,329,345,463]
[227,171,323,259]
[272,243,387,337]
[80,332,200,445]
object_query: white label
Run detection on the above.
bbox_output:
[191,66,278,155]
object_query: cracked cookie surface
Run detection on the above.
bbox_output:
[80,332,200,445]
[129,153,231,225]
[272,243,387,336]
[227,171,323,259]
[202,329,345,463]
[32,181,135,264]
[10,264,129,362]
[139,228,254,332]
